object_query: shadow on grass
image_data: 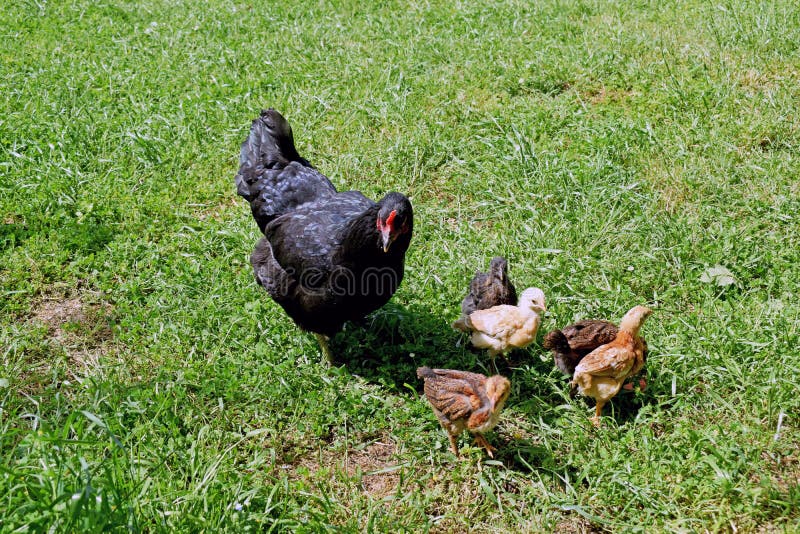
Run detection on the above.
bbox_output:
[327,305,660,474]
[1,209,119,255]
[330,303,567,394]
[568,371,660,428]
[330,302,570,390]
[505,440,559,473]
[330,302,478,390]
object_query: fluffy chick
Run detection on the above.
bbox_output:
[570,306,652,426]
[452,257,517,331]
[543,320,618,376]
[417,367,511,457]
[462,287,546,363]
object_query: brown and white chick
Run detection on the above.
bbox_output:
[462,287,546,364]
[452,257,517,332]
[417,367,511,457]
[569,306,652,426]
[543,320,619,376]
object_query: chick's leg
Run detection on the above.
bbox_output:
[592,400,606,427]
[448,433,460,457]
[488,350,500,373]
[313,333,333,366]
[474,434,496,458]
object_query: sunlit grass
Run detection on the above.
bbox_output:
[1,0,799,530]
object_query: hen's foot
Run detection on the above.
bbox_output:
[314,333,333,366]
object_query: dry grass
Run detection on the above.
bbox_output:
[291,434,403,499]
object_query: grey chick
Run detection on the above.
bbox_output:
[452,257,517,332]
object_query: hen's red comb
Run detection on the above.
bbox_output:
[386,210,397,228]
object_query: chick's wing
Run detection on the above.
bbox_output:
[424,378,482,420]
[574,345,636,379]
[564,320,618,353]
[467,306,524,337]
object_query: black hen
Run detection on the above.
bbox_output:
[452,257,517,332]
[235,109,413,363]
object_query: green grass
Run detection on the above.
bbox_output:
[2,0,799,531]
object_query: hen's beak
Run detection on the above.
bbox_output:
[381,230,394,253]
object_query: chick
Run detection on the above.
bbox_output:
[543,320,619,376]
[570,306,652,426]
[453,257,517,332]
[462,287,546,363]
[417,367,511,457]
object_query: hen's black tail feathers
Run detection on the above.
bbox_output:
[235,109,310,201]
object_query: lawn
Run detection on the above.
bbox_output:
[1,0,799,531]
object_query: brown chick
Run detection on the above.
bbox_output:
[417,367,511,457]
[452,257,517,332]
[464,287,546,364]
[543,320,619,376]
[569,306,652,426]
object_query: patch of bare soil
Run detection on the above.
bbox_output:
[291,435,402,498]
[33,297,88,340]
[29,289,116,377]
[738,66,800,95]
[554,516,605,533]
[347,440,400,497]
[638,160,693,216]
[758,450,800,494]
[583,87,638,105]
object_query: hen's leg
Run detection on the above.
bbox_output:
[448,433,460,457]
[474,434,496,458]
[313,333,333,365]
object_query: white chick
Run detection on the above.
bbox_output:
[464,287,546,363]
